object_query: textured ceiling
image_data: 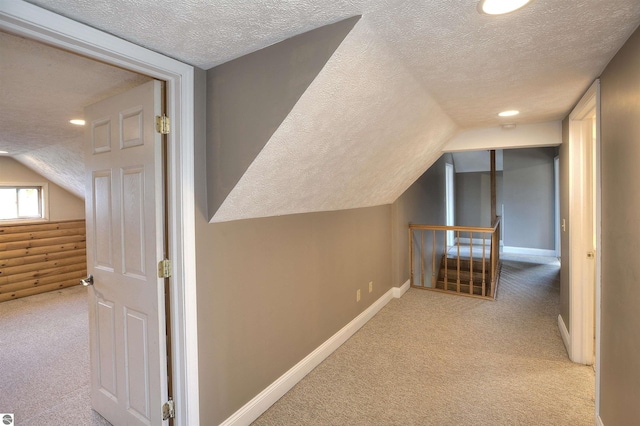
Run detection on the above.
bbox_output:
[25,0,640,128]
[2,0,640,219]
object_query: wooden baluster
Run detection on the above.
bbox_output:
[490,228,496,297]
[409,228,414,287]
[431,230,436,288]
[469,231,474,294]
[456,230,461,293]
[482,232,486,297]
[444,230,448,291]
[421,230,425,287]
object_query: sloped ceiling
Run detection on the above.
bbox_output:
[4,1,640,220]
[212,18,457,221]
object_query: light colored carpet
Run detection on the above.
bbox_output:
[0,285,111,426]
[254,254,595,425]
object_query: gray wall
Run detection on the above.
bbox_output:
[198,44,398,422]
[206,17,358,220]
[455,171,503,228]
[196,63,449,422]
[392,154,450,288]
[195,206,392,425]
[503,147,556,250]
[599,26,640,425]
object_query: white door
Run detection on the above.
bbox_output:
[84,80,168,425]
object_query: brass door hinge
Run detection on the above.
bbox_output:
[158,259,172,278]
[162,398,175,420]
[156,115,170,135]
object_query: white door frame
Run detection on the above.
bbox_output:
[566,81,601,383]
[445,163,455,245]
[554,155,560,257]
[0,2,200,425]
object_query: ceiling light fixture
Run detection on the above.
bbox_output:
[0,150,8,154]
[70,119,85,126]
[479,0,532,15]
[498,110,520,117]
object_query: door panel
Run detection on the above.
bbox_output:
[85,79,167,426]
[93,171,113,270]
[97,299,117,398]
[122,167,146,278]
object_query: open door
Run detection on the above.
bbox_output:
[564,80,599,366]
[84,80,169,425]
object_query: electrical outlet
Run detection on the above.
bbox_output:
[369,281,373,293]
[356,289,361,302]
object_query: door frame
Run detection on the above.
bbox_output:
[445,162,455,246]
[554,155,560,257]
[0,3,200,425]
[566,81,601,381]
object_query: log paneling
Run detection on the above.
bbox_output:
[0,220,86,302]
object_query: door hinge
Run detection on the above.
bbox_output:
[158,259,172,278]
[156,115,170,135]
[162,398,175,420]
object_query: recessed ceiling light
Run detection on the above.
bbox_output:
[479,0,532,15]
[70,119,85,126]
[498,110,520,117]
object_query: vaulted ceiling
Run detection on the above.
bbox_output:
[2,0,639,220]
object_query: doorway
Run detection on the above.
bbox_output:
[0,3,199,425]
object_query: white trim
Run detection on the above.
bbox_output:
[567,80,599,367]
[596,414,604,426]
[0,181,49,222]
[0,3,199,425]
[502,246,557,257]
[558,314,571,359]
[554,156,561,257]
[594,81,603,421]
[220,283,409,426]
[393,279,411,298]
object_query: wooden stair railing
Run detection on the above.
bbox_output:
[409,219,501,300]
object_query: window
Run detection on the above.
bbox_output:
[0,185,47,221]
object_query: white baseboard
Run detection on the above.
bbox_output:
[596,414,604,426]
[220,282,409,426]
[558,314,571,359]
[503,246,557,257]
[393,279,410,298]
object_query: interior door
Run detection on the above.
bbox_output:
[84,80,168,425]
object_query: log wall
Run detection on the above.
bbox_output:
[0,220,86,302]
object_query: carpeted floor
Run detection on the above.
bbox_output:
[253,254,595,425]
[0,254,594,425]
[0,285,111,426]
